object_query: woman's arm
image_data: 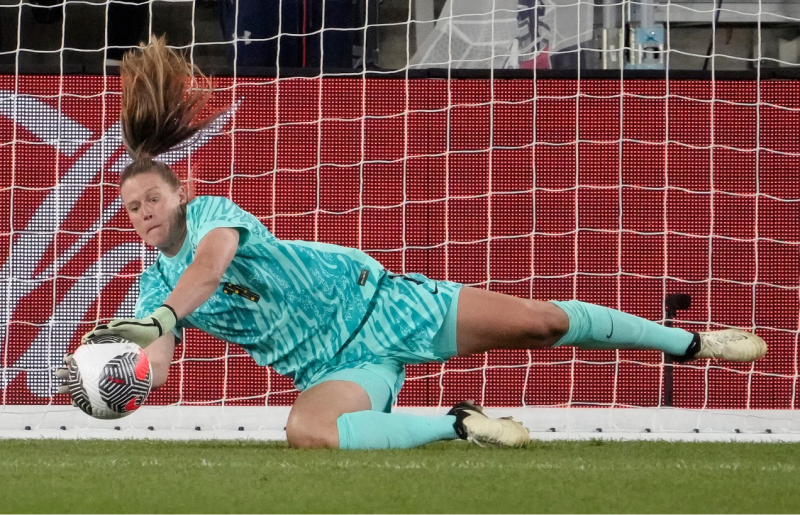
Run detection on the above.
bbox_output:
[83,227,241,347]
[163,227,240,319]
[146,228,238,387]
[143,332,176,389]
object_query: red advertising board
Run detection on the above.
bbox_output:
[1,77,798,409]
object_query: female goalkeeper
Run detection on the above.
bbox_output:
[72,38,767,450]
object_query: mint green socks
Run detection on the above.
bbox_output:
[550,300,694,356]
[337,411,458,450]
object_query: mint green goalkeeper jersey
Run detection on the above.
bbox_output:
[134,195,386,387]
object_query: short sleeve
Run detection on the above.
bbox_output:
[189,196,266,247]
[134,266,182,339]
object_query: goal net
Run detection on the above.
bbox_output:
[0,0,799,440]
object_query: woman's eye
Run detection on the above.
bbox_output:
[149,197,158,203]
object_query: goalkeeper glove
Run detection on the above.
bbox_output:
[81,305,178,348]
[55,353,75,399]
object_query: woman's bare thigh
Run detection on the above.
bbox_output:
[455,286,569,356]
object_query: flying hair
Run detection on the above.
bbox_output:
[119,35,226,187]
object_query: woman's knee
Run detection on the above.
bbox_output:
[522,300,569,345]
[285,409,340,449]
[286,380,373,449]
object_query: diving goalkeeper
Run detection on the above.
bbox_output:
[60,37,767,449]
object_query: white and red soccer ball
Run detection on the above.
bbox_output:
[67,336,153,420]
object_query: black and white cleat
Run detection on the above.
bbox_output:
[448,401,530,448]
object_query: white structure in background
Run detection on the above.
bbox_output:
[410,0,594,69]
[409,0,800,71]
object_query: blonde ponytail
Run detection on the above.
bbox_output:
[119,35,226,186]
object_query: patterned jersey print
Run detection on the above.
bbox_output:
[135,196,386,384]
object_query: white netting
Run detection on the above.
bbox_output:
[0,0,799,439]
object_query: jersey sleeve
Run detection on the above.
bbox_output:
[189,196,267,247]
[134,266,182,339]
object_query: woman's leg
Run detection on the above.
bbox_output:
[455,287,765,362]
[285,380,372,449]
[286,368,459,450]
[454,287,570,355]
[287,378,530,449]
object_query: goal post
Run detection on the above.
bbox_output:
[0,0,799,441]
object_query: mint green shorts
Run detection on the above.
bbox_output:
[304,274,462,413]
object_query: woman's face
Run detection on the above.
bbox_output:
[120,171,188,256]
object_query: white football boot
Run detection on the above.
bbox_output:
[448,401,530,448]
[693,329,767,362]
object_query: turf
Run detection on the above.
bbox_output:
[0,439,797,513]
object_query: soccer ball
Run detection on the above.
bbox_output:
[67,335,153,420]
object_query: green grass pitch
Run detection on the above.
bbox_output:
[0,439,798,513]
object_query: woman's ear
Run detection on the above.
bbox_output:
[177,184,189,205]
